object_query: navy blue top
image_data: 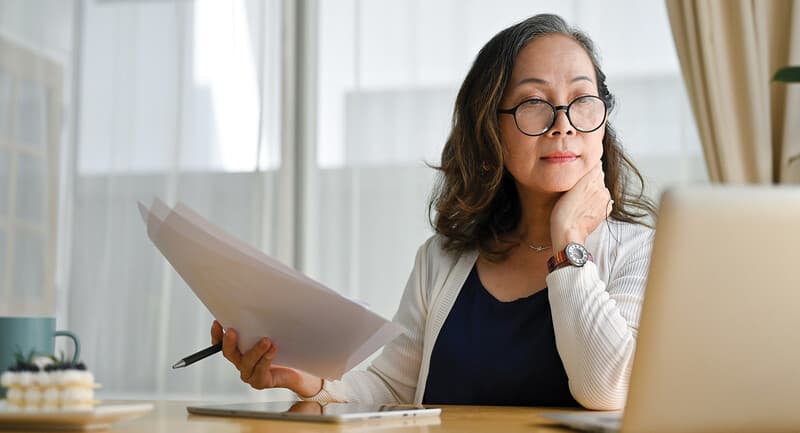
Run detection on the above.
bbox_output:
[422,266,580,407]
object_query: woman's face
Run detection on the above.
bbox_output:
[498,34,605,194]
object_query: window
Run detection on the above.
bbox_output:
[0,35,62,317]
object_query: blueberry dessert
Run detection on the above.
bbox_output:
[1,351,97,410]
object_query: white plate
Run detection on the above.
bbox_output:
[0,402,153,431]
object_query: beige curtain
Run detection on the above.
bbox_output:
[667,0,800,183]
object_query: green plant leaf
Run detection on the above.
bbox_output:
[13,346,26,365]
[774,66,800,82]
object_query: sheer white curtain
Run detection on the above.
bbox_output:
[66,0,293,400]
[1,0,296,402]
[308,0,708,323]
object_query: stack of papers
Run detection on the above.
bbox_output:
[138,199,403,379]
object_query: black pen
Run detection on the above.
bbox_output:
[172,343,223,369]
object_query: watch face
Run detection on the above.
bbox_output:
[565,243,589,266]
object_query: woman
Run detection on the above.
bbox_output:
[211,13,656,410]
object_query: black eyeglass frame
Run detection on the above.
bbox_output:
[497,95,608,136]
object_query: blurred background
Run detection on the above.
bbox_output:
[0,0,706,401]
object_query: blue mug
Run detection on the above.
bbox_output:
[0,316,80,398]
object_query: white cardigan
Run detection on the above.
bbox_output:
[306,219,654,410]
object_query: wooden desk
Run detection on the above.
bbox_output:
[84,400,574,433]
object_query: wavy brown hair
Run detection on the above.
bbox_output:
[428,14,657,261]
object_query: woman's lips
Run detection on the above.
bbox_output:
[541,153,579,163]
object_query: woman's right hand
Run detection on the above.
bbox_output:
[211,320,323,398]
[549,161,611,254]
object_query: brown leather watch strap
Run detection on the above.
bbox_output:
[547,244,593,273]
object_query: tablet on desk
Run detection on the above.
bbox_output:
[186,401,441,423]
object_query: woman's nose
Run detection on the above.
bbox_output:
[548,107,575,136]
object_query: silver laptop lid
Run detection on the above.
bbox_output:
[622,185,800,433]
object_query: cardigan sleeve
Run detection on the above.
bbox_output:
[303,237,433,403]
[545,222,654,410]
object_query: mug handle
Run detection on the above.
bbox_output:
[54,331,81,364]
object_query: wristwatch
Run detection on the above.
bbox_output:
[547,242,593,273]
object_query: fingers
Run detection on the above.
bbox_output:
[551,162,611,248]
[592,160,606,186]
[247,342,279,389]
[221,328,243,366]
[579,168,608,204]
[589,163,610,207]
[219,329,282,390]
[211,320,223,345]
[590,186,611,220]
[575,160,605,193]
[239,338,274,382]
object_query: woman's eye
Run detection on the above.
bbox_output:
[520,96,546,104]
[572,95,597,104]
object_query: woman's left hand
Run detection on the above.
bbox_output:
[550,161,612,254]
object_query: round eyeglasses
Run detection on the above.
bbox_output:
[497,95,608,136]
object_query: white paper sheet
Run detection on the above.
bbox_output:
[138,199,404,380]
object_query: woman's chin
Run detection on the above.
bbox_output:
[534,178,581,193]
[516,172,584,195]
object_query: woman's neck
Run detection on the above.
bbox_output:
[516,189,562,245]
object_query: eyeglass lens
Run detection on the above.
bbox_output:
[515,96,605,135]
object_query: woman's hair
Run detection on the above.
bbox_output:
[428,14,657,261]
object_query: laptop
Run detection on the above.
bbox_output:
[186,401,441,423]
[543,185,800,433]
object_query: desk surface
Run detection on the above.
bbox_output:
[3,400,578,433]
